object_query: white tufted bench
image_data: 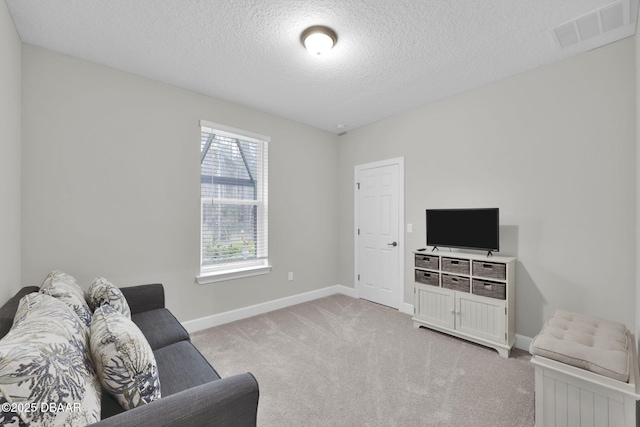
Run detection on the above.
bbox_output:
[530,310,640,426]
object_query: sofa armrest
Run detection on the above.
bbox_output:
[92,373,259,427]
[120,284,165,314]
[0,286,40,339]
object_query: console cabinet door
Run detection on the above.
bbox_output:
[415,284,455,330]
[456,293,505,344]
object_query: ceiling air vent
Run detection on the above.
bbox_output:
[550,0,635,49]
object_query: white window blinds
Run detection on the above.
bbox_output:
[200,121,269,273]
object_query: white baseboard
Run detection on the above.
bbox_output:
[182,284,356,333]
[182,286,534,355]
[515,334,533,353]
[402,303,414,316]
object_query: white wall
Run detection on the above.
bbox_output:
[9,21,639,340]
[636,15,640,344]
[339,37,636,338]
[20,44,339,322]
[0,1,21,303]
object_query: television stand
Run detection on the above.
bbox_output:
[412,250,516,357]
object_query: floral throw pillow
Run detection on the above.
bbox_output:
[0,293,101,426]
[86,277,131,318]
[39,270,92,329]
[90,304,161,410]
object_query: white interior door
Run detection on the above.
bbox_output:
[356,159,403,309]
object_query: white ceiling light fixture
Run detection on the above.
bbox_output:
[301,25,337,56]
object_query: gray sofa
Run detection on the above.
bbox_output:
[0,284,259,426]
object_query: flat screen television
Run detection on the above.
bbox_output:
[426,208,499,253]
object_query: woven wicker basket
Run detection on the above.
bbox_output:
[472,279,506,300]
[442,274,470,293]
[414,254,439,270]
[472,261,506,280]
[415,270,439,286]
[442,258,470,275]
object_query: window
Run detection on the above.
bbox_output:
[197,120,270,284]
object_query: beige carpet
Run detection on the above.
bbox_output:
[191,294,535,426]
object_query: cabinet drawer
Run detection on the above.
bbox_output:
[442,258,470,275]
[442,274,470,293]
[472,279,506,300]
[472,261,506,280]
[414,254,439,270]
[415,270,439,286]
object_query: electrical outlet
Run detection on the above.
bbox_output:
[288,272,293,281]
[407,223,413,233]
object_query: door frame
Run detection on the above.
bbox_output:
[354,157,405,310]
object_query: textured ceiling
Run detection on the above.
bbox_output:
[5,0,639,133]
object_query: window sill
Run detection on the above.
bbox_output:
[196,264,272,285]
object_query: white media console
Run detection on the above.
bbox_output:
[412,250,516,357]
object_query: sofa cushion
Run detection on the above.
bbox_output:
[90,304,161,410]
[120,284,165,315]
[100,387,127,419]
[131,308,190,350]
[39,270,92,329]
[99,341,224,419]
[153,340,221,396]
[87,277,131,318]
[0,293,101,426]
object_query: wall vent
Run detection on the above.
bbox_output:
[550,0,636,49]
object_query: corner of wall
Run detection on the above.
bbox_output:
[635,6,640,359]
[0,0,22,303]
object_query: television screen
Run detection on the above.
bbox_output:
[426,208,499,252]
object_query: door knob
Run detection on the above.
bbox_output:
[388,242,398,247]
